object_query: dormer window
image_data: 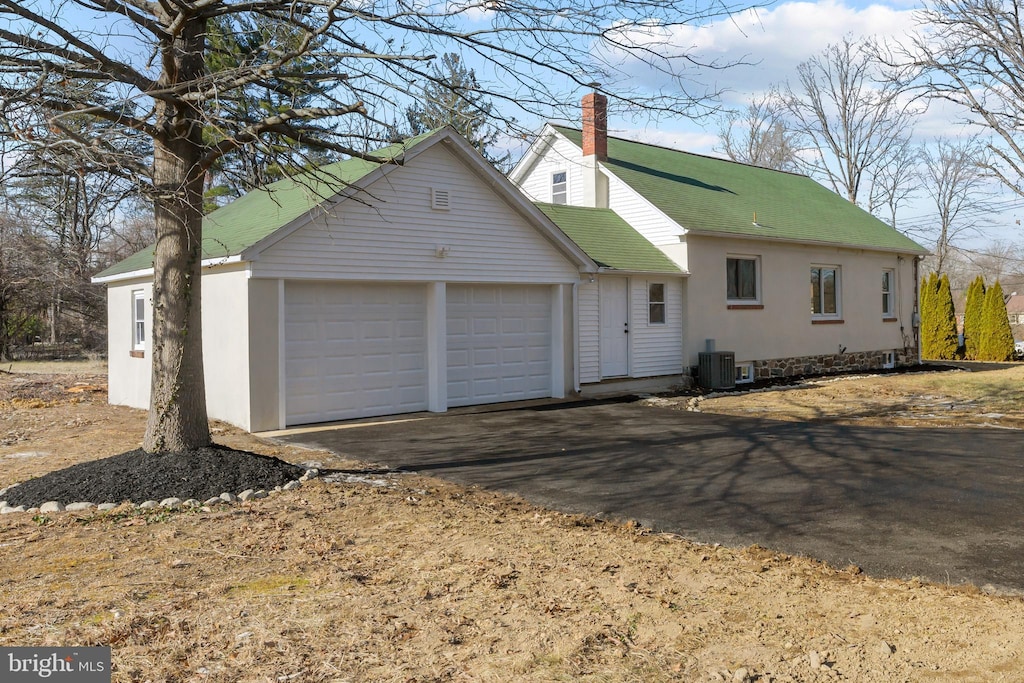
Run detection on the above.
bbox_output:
[551,171,567,204]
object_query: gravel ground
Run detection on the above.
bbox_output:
[0,446,307,508]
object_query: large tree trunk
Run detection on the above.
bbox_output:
[142,16,211,453]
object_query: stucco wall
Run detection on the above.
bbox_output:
[247,278,281,432]
[105,265,254,430]
[106,279,152,410]
[684,235,919,370]
[201,266,251,430]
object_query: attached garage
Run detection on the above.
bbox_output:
[284,282,428,426]
[97,127,595,432]
[446,285,552,407]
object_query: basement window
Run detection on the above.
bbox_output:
[735,363,754,384]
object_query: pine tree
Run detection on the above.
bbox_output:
[405,53,511,168]
[979,280,1015,361]
[963,275,986,360]
[932,274,959,359]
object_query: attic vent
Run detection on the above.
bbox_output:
[431,187,451,211]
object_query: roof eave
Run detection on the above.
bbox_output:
[597,267,688,276]
[683,228,929,256]
[91,255,245,284]
[507,124,562,185]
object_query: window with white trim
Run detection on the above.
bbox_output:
[648,283,666,324]
[551,170,567,204]
[735,363,754,384]
[132,290,146,351]
[726,256,759,302]
[810,265,840,318]
[882,269,895,318]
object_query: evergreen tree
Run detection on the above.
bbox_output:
[920,272,939,358]
[979,280,1015,361]
[963,275,986,360]
[932,274,960,359]
[405,53,511,168]
[202,15,340,210]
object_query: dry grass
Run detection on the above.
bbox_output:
[693,365,1024,429]
[2,364,1024,682]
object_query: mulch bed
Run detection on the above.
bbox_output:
[0,446,306,508]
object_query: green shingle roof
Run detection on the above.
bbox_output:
[552,126,927,254]
[95,129,441,279]
[535,203,681,273]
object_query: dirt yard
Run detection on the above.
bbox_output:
[2,363,1024,682]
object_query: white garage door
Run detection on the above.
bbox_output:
[285,282,427,425]
[447,285,552,407]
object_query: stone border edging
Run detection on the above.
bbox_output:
[0,468,321,516]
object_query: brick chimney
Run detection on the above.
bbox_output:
[582,92,607,161]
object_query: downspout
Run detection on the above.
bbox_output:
[572,279,581,393]
[913,255,922,365]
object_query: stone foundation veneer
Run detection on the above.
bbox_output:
[751,347,919,379]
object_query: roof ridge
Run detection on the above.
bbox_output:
[549,124,808,179]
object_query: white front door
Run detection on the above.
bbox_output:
[600,277,629,377]
[446,284,552,407]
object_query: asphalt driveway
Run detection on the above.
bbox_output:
[275,398,1024,593]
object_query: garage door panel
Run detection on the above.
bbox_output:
[472,318,499,335]
[285,282,427,425]
[447,284,552,407]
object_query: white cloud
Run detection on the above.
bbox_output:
[598,0,974,152]
[611,0,918,101]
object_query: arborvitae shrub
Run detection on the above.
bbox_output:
[963,275,985,360]
[979,280,1015,361]
[932,274,959,360]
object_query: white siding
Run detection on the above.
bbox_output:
[576,275,685,383]
[514,131,686,250]
[577,281,600,383]
[107,279,152,410]
[515,133,586,205]
[606,174,685,247]
[629,277,685,377]
[247,278,281,432]
[254,144,579,284]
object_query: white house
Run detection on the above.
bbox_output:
[95,127,604,431]
[509,94,928,385]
